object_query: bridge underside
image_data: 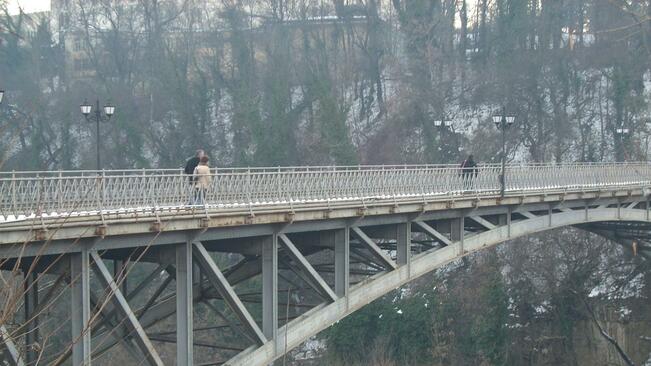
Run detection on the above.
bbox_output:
[1,189,651,365]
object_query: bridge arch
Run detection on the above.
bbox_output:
[229,207,649,365]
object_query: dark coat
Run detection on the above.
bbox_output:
[185,157,200,182]
[461,158,478,177]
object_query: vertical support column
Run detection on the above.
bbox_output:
[396,223,411,268]
[585,200,590,221]
[497,211,511,238]
[262,234,278,342]
[497,213,507,226]
[334,228,350,298]
[24,272,38,365]
[70,251,91,365]
[507,207,512,238]
[176,242,193,366]
[450,217,464,256]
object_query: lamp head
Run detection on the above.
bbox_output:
[492,115,502,127]
[103,103,115,118]
[80,100,92,117]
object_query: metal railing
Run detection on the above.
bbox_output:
[1,163,650,221]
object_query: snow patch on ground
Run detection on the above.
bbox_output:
[643,352,651,366]
[507,297,517,311]
[618,306,632,321]
[534,301,550,315]
[589,273,645,300]
[393,287,411,302]
[293,336,326,361]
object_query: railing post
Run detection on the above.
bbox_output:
[11,171,16,217]
[142,168,148,207]
[277,167,281,203]
[36,173,43,216]
[246,168,252,206]
[101,170,106,211]
[94,173,100,212]
[58,171,63,213]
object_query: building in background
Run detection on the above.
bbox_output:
[8,0,371,81]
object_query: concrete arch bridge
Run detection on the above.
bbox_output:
[0,163,650,365]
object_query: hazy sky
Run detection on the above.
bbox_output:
[8,0,50,15]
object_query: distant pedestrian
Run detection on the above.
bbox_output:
[193,155,212,205]
[460,154,478,190]
[184,149,205,183]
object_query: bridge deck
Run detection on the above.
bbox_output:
[1,163,650,251]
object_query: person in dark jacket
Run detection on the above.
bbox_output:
[184,149,205,183]
[460,154,478,190]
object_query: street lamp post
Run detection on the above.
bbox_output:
[492,108,515,197]
[80,99,115,170]
[615,126,630,161]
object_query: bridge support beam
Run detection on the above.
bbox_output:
[351,227,397,270]
[91,252,164,366]
[88,292,143,361]
[176,242,193,366]
[193,242,266,344]
[262,234,278,343]
[279,234,337,302]
[86,265,169,359]
[470,216,496,230]
[1,325,23,366]
[334,228,349,298]
[70,251,91,366]
[414,221,452,247]
[24,271,39,365]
